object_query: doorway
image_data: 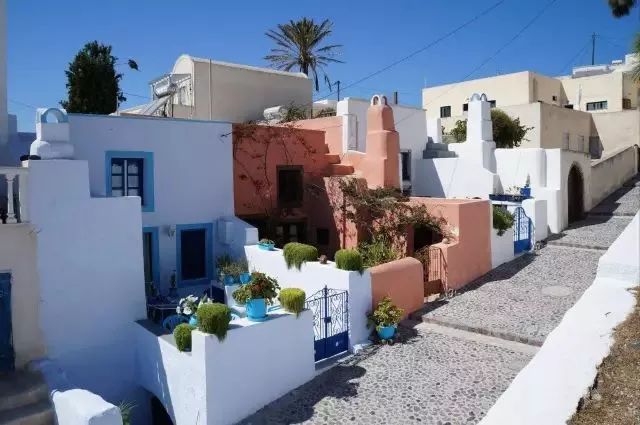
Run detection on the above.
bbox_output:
[567,164,584,224]
[150,396,173,425]
[0,273,14,372]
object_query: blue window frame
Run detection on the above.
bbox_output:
[142,227,160,291]
[176,223,213,287]
[105,151,155,212]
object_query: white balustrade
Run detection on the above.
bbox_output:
[0,167,28,224]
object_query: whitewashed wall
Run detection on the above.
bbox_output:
[522,198,548,243]
[480,213,639,425]
[590,145,638,206]
[136,311,315,425]
[490,227,515,269]
[27,160,147,405]
[70,114,237,294]
[495,148,547,190]
[245,245,372,348]
[413,157,499,198]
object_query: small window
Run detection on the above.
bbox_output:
[462,103,468,112]
[623,98,631,109]
[316,228,329,245]
[400,151,411,181]
[278,166,303,207]
[552,95,558,102]
[586,101,608,111]
[111,158,144,201]
[489,100,497,108]
[440,106,451,118]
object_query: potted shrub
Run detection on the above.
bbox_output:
[493,206,514,236]
[335,249,363,272]
[278,288,306,316]
[173,323,194,352]
[197,303,232,341]
[283,242,319,270]
[221,259,249,285]
[258,238,275,251]
[232,272,280,321]
[368,296,404,341]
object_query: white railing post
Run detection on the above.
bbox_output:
[4,172,17,224]
[17,172,28,223]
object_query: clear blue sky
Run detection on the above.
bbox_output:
[7,0,639,131]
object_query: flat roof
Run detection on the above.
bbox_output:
[179,54,310,79]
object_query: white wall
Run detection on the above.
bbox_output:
[70,113,237,294]
[490,227,515,269]
[27,160,147,404]
[495,148,547,190]
[413,157,499,199]
[590,145,638,206]
[522,198,548,243]
[480,214,639,425]
[245,245,372,349]
[136,311,316,425]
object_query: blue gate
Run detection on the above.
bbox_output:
[0,273,14,372]
[305,286,349,362]
[513,207,532,254]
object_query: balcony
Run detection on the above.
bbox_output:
[0,167,28,224]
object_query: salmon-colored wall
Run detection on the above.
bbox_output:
[408,198,492,291]
[369,257,424,319]
[294,116,344,155]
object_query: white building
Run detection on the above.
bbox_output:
[119,54,313,124]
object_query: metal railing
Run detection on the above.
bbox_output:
[415,245,448,296]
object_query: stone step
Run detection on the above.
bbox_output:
[324,154,341,164]
[424,142,450,151]
[423,150,457,159]
[0,400,54,425]
[327,163,354,176]
[0,372,49,414]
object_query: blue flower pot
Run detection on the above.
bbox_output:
[520,187,531,198]
[246,298,267,321]
[239,272,251,284]
[223,275,236,286]
[258,242,275,251]
[189,316,198,327]
[377,325,396,340]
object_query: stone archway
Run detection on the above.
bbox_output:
[568,164,584,224]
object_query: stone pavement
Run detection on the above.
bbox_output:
[241,176,638,425]
[240,324,533,425]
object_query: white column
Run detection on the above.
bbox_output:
[17,172,28,222]
[4,172,16,223]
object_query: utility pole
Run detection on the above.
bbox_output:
[336,81,341,101]
[591,33,596,65]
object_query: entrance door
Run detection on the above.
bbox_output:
[568,165,584,224]
[305,287,349,362]
[0,273,14,372]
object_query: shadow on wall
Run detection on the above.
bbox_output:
[414,160,447,197]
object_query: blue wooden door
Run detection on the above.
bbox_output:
[0,273,14,372]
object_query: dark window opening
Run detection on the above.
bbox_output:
[623,98,632,109]
[552,95,558,102]
[275,221,306,247]
[401,151,411,181]
[413,225,443,253]
[143,232,153,284]
[586,101,607,111]
[180,229,206,281]
[463,103,468,112]
[278,166,303,207]
[489,100,497,108]
[440,106,451,118]
[316,228,329,246]
[150,397,174,425]
[111,158,144,205]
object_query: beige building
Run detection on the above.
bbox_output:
[120,54,313,123]
[423,54,640,157]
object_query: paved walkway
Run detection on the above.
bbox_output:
[241,177,638,425]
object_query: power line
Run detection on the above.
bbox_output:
[313,0,506,102]
[124,91,150,100]
[558,39,591,74]
[8,98,37,110]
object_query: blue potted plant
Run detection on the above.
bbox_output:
[520,175,532,198]
[368,296,404,341]
[257,238,275,251]
[232,272,280,321]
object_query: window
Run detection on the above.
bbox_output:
[440,106,451,118]
[106,151,154,212]
[316,228,329,246]
[400,151,411,181]
[586,101,608,111]
[489,100,497,108]
[623,98,631,109]
[142,227,159,290]
[176,223,212,286]
[277,166,303,207]
[275,221,306,246]
[552,95,558,102]
[462,103,468,112]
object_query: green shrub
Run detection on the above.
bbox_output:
[278,288,306,316]
[283,242,318,270]
[335,249,363,272]
[493,206,515,236]
[197,303,232,341]
[173,323,194,352]
[358,238,398,268]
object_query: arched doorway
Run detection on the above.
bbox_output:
[150,396,173,425]
[567,164,584,224]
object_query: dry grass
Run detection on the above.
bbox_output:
[569,289,640,425]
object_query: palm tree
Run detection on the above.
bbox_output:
[265,18,342,91]
[607,0,636,17]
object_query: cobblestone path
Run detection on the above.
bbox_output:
[241,176,638,425]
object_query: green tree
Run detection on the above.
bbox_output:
[60,41,137,114]
[447,109,532,149]
[264,18,343,91]
[607,0,636,17]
